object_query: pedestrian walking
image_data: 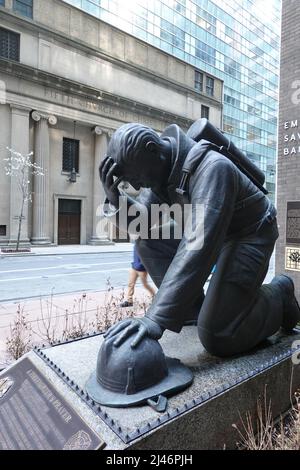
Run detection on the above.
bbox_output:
[120,244,156,307]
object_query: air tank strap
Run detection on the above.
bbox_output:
[176,143,216,199]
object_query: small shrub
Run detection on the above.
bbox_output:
[62,294,89,341]
[234,388,300,450]
[6,280,153,357]
[6,305,32,360]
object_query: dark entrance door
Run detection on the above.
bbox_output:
[58,199,81,245]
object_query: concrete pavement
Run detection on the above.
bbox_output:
[0,286,152,370]
[0,252,134,302]
[0,245,140,368]
[1,243,133,257]
[0,244,276,370]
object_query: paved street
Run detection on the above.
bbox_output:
[0,248,275,368]
[0,249,138,367]
[0,248,276,303]
[0,252,133,302]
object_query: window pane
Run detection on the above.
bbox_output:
[0,225,7,236]
[206,77,214,96]
[194,70,203,92]
[195,40,216,65]
[224,57,241,79]
[13,0,33,18]
[0,28,20,61]
[63,138,79,173]
[201,105,209,119]
[174,0,186,15]
[223,116,240,137]
[59,199,81,214]
[160,18,185,50]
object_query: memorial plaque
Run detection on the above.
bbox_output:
[286,201,300,244]
[285,246,300,272]
[0,357,105,450]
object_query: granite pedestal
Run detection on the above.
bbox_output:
[16,326,299,450]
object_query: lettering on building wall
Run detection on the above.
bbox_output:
[44,88,160,128]
[283,119,300,155]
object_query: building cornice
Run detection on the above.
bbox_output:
[0,58,194,129]
[0,6,222,110]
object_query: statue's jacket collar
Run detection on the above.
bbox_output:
[156,124,194,205]
[159,124,212,206]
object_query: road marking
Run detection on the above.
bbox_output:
[0,261,129,275]
[0,268,129,283]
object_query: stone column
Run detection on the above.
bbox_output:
[9,105,31,246]
[89,127,114,245]
[31,111,57,245]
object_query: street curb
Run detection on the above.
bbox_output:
[0,248,133,258]
[0,285,129,303]
[1,253,36,258]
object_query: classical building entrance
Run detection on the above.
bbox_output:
[58,199,81,245]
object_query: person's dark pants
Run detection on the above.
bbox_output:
[136,220,283,357]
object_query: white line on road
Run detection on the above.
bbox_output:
[0,261,130,275]
[0,268,129,283]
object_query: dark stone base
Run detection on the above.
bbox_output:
[27,326,300,450]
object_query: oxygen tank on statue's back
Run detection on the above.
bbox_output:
[187,118,267,194]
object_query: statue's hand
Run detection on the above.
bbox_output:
[103,317,164,348]
[99,156,122,208]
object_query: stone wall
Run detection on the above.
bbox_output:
[276,0,300,300]
[0,0,223,245]
[0,0,223,122]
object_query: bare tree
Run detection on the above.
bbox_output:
[4,148,44,251]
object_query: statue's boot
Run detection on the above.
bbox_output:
[271,275,300,332]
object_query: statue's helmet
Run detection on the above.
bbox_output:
[85,335,193,407]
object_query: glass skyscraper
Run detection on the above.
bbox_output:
[64,0,281,199]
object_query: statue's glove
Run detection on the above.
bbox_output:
[103,317,164,348]
[99,156,122,209]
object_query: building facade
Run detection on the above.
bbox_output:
[63,0,281,201]
[0,0,222,246]
[276,0,300,300]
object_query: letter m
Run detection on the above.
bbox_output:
[150,203,183,240]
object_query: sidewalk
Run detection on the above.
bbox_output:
[0,286,151,370]
[1,243,133,257]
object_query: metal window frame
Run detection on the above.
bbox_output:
[13,0,33,18]
[201,105,210,120]
[62,137,80,174]
[194,70,203,92]
[0,225,7,236]
[206,76,214,96]
[0,27,20,62]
